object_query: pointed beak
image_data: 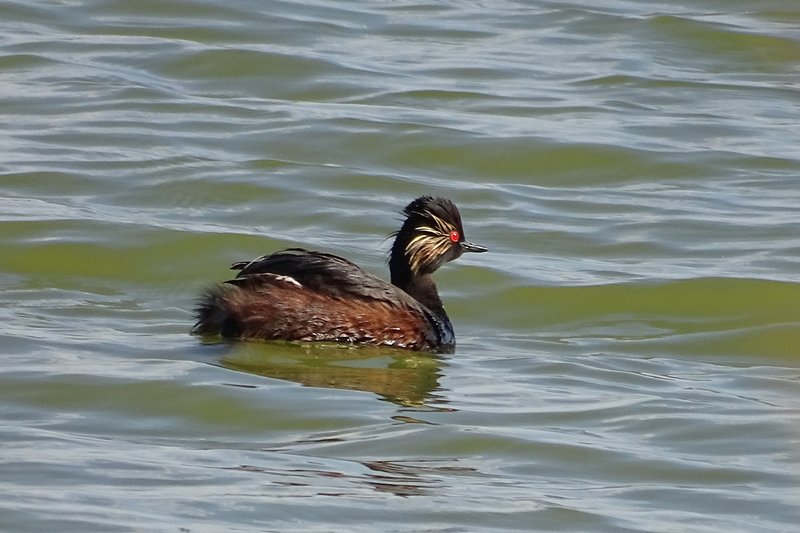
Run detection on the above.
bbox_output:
[460,240,488,253]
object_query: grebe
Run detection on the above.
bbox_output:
[192,196,486,352]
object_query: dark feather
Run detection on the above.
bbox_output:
[227,248,401,302]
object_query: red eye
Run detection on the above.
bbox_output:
[449,230,460,243]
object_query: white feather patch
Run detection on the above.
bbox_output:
[271,274,302,288]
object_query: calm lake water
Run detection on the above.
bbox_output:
[2,0,800,531]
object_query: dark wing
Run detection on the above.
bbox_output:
[226,248,401,302]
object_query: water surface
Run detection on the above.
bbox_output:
[2,0,799,531]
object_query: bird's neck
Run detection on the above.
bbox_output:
[389,238,455,348]
[390,264,446,325]
[390,231,447,320]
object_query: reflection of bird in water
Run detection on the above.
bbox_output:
[219,342,443,407]
[193,196,486,352]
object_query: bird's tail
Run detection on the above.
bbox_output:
[191,285,241,337]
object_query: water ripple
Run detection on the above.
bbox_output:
[2,0,800,531]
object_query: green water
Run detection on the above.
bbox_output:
[2,1,799,531]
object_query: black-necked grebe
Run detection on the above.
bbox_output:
[192,196,486,352]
